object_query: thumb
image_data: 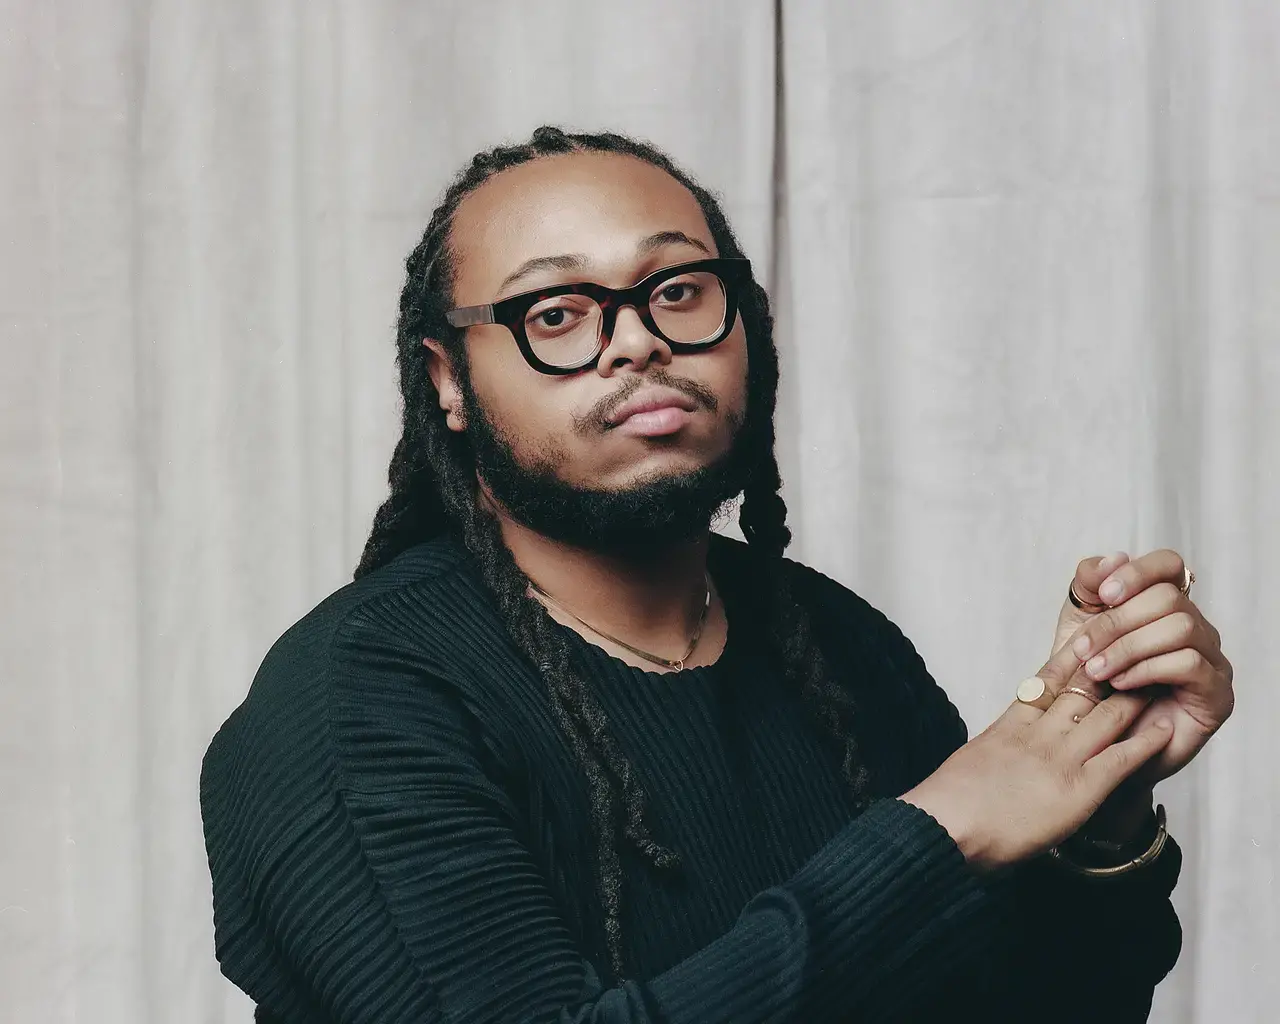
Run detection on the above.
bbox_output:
[1049,550,1131,656]
[1071,551,1130,607]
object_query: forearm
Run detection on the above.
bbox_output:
[649,798,1002,1022]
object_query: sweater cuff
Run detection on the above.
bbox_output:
[792,797,1000,1014]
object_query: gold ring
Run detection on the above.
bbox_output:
[1016,676,1052,711]
[1179,567,1196,597]
[1068,581,1107,614]
[1059,686,1101,706]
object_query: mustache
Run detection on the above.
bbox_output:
[575,368,720,435]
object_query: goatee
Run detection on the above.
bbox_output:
[458,382,755,553]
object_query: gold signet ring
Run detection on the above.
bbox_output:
[1016,677,1048,707]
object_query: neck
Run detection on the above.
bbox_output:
[485,495,714,646]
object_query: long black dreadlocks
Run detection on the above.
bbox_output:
[353,126,871,979]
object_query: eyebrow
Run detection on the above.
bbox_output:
[496,230,713,293]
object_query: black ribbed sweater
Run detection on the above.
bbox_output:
[200,532,1182,1023]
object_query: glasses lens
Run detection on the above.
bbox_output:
[521,270,731,369]
[525,295,604,368]
[650,271,727,344]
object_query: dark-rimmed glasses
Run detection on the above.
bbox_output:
[445,257,752,375]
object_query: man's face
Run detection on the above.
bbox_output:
[425,151,753,551]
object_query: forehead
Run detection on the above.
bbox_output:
[447,151,713,295]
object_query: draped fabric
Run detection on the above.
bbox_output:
[1,1,1274,1020]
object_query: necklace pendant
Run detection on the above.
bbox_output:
[672,659,684,672]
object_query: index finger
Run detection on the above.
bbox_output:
[1095,548,1187,608]
[999,630,1093,726]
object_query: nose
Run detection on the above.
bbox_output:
[595,304,672,376]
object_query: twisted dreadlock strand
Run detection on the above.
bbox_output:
[407,379,662,975]
[741,458,873,802]
[354,125,870,978]
[443,462,680,973]
[735,278,873,804]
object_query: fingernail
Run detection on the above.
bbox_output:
[1099,579,1123,602]
[1072,635,1091,659]
[1098,551,1126,572]
[1086,655,1107,677]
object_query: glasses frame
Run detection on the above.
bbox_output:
[444,257,753,376]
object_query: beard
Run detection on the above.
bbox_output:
[456,375,757,553]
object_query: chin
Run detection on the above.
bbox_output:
[588,447,725,492]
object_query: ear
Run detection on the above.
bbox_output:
[423,338,466,433]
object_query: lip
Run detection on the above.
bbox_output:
[613,407,695,437]
[606,388,699,429]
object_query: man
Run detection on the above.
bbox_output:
[200,126,1234,1023]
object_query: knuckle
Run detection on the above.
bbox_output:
[1155,581,1183,611]
[1003,723,1031,751]
[1058,759,1085,791]
[1092,698,1127,727]
[1175,647,1206,677]
[1107,631,1132,662]
[1096,606,1124,637]
[1162,548,1187,576]
[1020,729,1051,760]
[1173,611,1197,643]
[1209,623,1222,650]
[1110,744,1135,771]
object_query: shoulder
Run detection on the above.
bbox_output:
[199,533,538,944]
[199,534,491,831]
[209,535,472,722]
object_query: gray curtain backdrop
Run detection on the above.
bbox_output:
[2,1,1275,1020]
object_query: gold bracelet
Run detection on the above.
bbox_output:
[1047,804,1168,878]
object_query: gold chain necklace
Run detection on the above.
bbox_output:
[525,573,712,672]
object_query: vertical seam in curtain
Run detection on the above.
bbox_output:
[768,0,785,299]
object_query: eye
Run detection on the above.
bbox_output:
[524,296,595,338]
[655,280,702,306]
[535,307,568,328]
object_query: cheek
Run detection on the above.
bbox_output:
[712,324,750,419]
[464,332,563,443]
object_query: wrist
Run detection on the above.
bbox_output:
[1049,804,1169,878]
[1080,786,1156,847]
[899,788,994,875]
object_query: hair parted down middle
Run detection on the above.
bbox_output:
[354,125,871,980]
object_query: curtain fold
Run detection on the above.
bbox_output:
[1,2,1273,1020]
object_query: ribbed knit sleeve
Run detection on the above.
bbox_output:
[201,600,1007,1024]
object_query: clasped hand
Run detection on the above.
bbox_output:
[901,548,1233,874]
[1055,548,1234,788]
